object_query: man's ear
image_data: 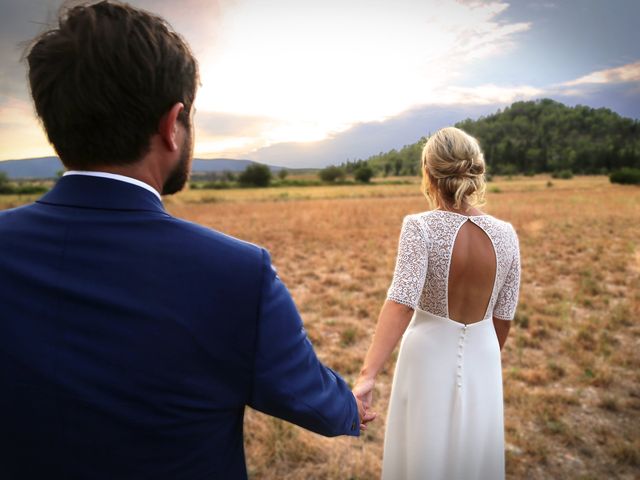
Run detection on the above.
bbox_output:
[158,102,185,152]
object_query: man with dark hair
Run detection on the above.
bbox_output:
[27,1,198,193]
[0,2,373,478]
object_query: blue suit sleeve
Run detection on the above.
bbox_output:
[248,249,360,437]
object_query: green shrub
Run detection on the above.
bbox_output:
[551,169,573,179]
[354,165,374,183]
[0,174,49,195]
[275,179,322,187]
[13,184,48,194]
[222,171,237,182]
[609,167,640,185]
[238,164,272,187]
[0,172,11,194]
[498,164,518,176]
[193,181,233,190]
[319,166,346,183]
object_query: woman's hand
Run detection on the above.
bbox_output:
[353,300,414,430]
[353,376,377,430]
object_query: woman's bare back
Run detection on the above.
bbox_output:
[448,220,497,324]
[387,210,520,323]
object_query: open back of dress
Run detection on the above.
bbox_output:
[382,210,521,480]
[387,210,520,323]
[448,220,497,324]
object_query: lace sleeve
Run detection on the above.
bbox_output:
[386,216,429,309]
[493,225,521,320]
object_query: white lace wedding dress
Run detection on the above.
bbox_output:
[383,210,520,480]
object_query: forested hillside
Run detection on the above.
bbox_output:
[356,99,640,175]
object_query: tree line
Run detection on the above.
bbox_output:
[192,163,376,189]
[354,99,640,176]
[200,98,640,189]
[0,172,49,195]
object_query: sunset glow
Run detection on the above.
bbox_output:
[0,0,638,166]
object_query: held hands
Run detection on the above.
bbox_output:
[353,376,377,431]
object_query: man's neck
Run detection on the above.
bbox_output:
[87,162,164,195]
[63,170,162,200]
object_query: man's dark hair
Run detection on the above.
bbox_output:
[26,1,199,169]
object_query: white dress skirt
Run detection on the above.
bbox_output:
[383,211,521,480]
[381,309,505,480]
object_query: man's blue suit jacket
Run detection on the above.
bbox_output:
[0,175,359,479]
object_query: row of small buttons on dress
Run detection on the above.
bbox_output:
[457,324,467,388]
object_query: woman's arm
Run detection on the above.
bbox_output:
[354,216,428,418]
[492,224,519,351]
[353,300,414,414]
[492,317,511,350]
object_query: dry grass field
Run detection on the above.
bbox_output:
[2,175,638,479]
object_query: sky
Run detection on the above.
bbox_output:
[0,0,638,168]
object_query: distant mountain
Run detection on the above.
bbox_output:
[0,157,284,179]
[192,158,283,173]
[0,157,63,179]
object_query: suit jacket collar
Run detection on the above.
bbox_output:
[38,175,166,213]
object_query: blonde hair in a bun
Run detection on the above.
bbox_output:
[421,127,486,210]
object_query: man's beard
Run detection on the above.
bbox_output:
[162,129,192,195]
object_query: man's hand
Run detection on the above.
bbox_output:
[353,377,376,430]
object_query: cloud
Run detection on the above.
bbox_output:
[527,1,557,10]
[0,96,54,160]
[425,84,545,105]
[246,103,504,168]
[2,0,636,165]
[194,0,530,151]
[200,57,640,163]
[0,0,534,161]
[244,60,640,167]
[552,61,640,112]
[562,61,640,87]
[133,0,228,62]
[0,0,62,100]
[192,111,338,157]
[195,111,274,137]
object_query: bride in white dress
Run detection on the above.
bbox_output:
[353,127,521,480]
